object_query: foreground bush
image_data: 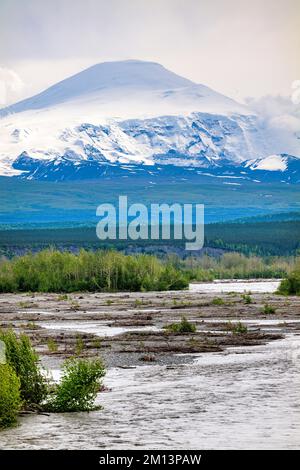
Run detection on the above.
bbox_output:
[45,358,106,412]
[0,249,189,293]
[0,330,107,429]
[0,364,21,429]
[0,329,48,406]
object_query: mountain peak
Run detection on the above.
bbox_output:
[0,60,197,116]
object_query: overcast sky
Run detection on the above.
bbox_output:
[0,0,299,105]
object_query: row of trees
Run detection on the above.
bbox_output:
[176,252,297,281]
[0,248,298,293]
[0,249,188,293]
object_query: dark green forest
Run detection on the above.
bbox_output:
[0,220,299,257]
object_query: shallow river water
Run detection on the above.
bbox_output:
[190,279,281,293]
[1,334,299,449]
[0,280,299,449]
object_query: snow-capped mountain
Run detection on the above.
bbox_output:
[0,60,299,182]
[0,60,249,118]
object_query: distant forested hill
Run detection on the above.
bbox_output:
[0,220,299,257]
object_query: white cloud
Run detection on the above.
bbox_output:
[246,94,300,156]
[0,67,24,106]
[292,80,300,105]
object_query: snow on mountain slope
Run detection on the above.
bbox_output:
[247,154,288,171]
[244,153,300,179]
[120,113,270,165]
[0,60,248,118]
[0,60,299,181]
[0,111,271,177]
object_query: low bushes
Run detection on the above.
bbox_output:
[241,294,252,304]
[211,297,225,305]
[261,304,276,315]
[182,253,296,280]
[164,316,196,333]
[226,321,248,334]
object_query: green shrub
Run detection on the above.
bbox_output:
[0,363,21,428]
[18,301,39,309]
[47,338,58,353]
[278,269,300,296]
[212,297,225,305]
[155,265,188,291]
[92,339,102,349]
[69,300,80,311]
[22,321,40,330]
[0,329,48,405]
[261,304,276,315]
[164,316,196,333]
[58,294,69,301]
[227,321,248,334]
[45,358,106,412]
[75,335,84,356]
[241,294,252,304]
